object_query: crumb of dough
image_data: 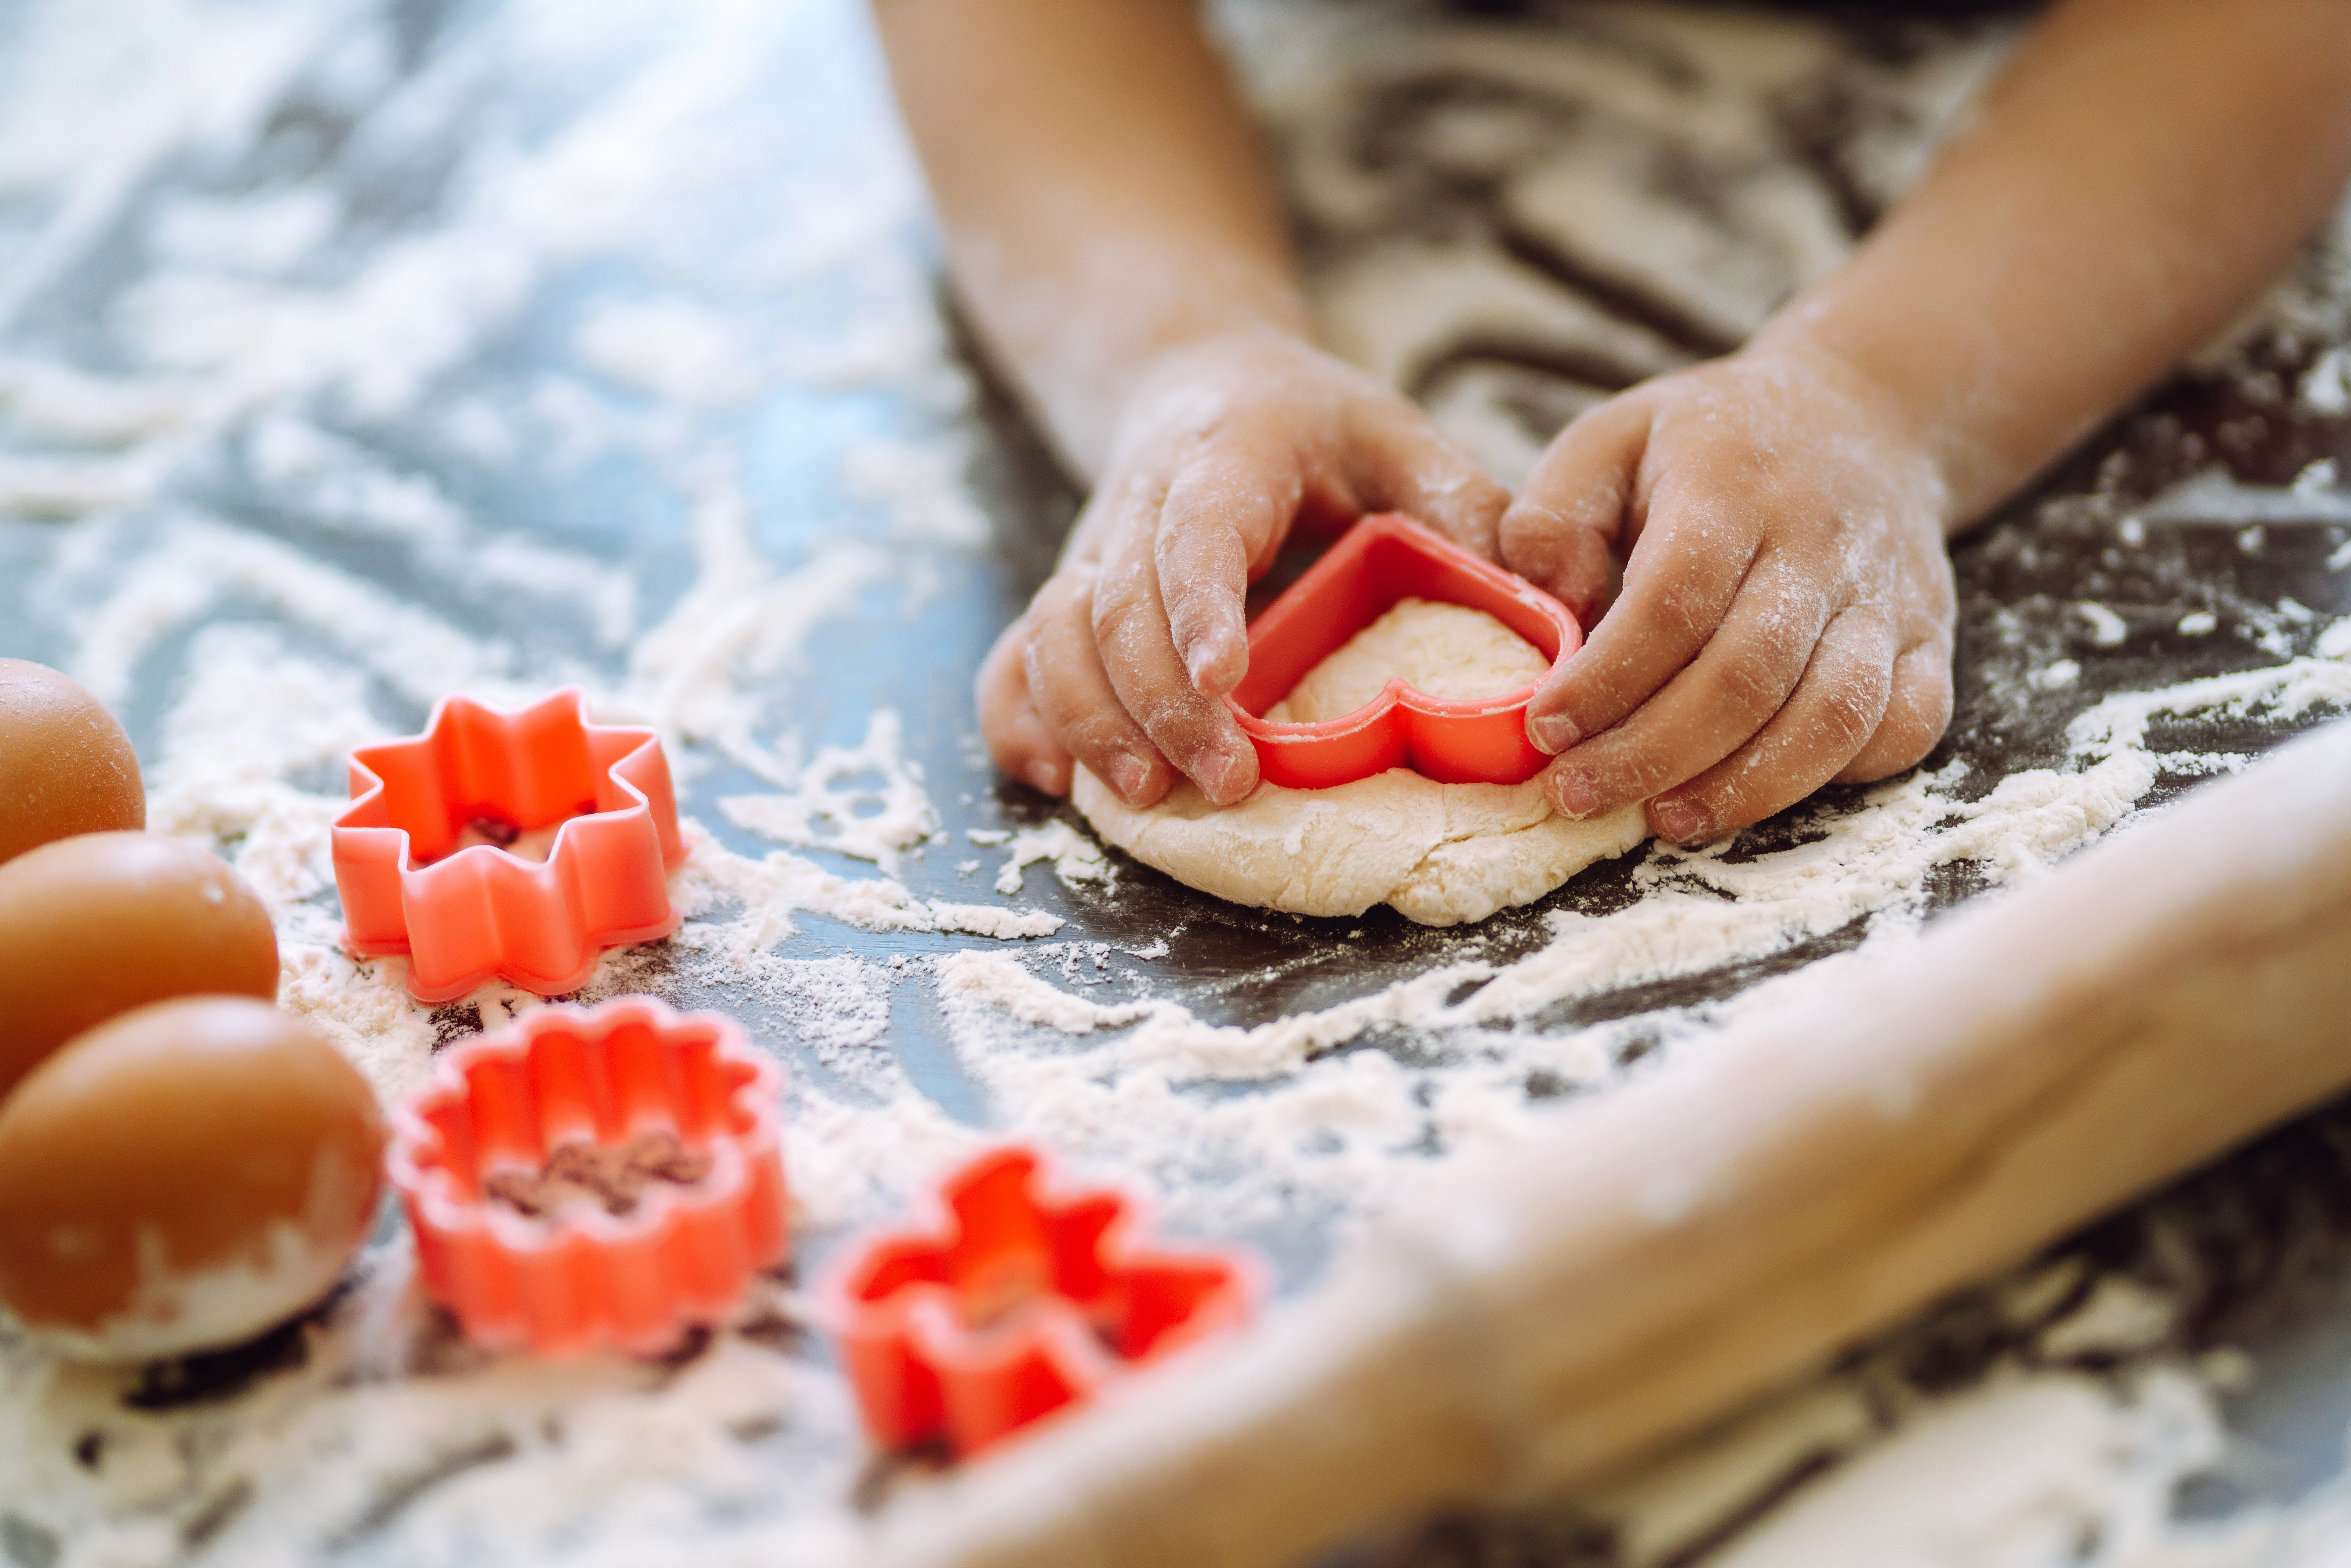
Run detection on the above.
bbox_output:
[1266,597,1550,721]
[483,1129,713,1219]
[410,809,575,868]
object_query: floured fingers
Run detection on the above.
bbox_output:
[1644,605,1901,844]
[1095,506,1261,806]
[1020,565,1179,806]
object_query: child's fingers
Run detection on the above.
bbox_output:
[976,612,1073,796]
[1645,606,1899,844]
[1506,519,1619,636]
[1020,566,1178,807]
[1347,399,1510,559]
[1524,479,1757,756]
[1500,396,1650,624]
[1094,504,1262,806]
[1535,553,1833,818]
[1834,638,1954,783]
[1156,435,1304,696]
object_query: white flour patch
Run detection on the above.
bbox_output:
[671,821,1062,954]
[2133,466,2351,528]
[992,819,1110,896]
[720,710,942,873]
[1706,1371,2222,1568]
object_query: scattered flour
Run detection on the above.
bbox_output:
[2303,346,2351,413]
[720,710,941,873]
[2073,601,2130,648]
[0,0,2348,1564]
[2033,659,2082,691]
[991,820,1110,896]
[1708,1372,2221,1568]
[2135,467,2351,528]
[2037,1277,2177,1362]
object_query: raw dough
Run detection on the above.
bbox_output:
[1267,597,1550,721]
[1075,599,1648,925]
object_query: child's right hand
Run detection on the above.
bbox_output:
[979,331,1509,808]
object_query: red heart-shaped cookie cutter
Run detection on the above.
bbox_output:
[1224,513,1580,789]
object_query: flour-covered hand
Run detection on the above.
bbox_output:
[979,331,1509,808]
[1500,343,1958,845]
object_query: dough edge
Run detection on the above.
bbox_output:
[1071,766,1648,926]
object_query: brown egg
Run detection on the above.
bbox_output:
[0,997,385,1359]
[0,833,280,1102]
[0,658,144,866]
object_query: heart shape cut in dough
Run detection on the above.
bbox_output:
[1225,513,1581,788]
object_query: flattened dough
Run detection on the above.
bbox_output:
[1267,597,1549,721]
[1074,599,1649,925]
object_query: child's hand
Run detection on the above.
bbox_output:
[979,332,1509,808]
[1500,342,1957,845]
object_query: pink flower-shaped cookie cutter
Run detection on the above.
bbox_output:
[334,688,685,1003]
[822,1144,1261,1458]
[388,996,789,1356]
[1226,512,1583,789]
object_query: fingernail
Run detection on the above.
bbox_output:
[1528,712,1580,755]
[1186,632,1235,689]
[1651,797,1707,842]
[1104,753,1151,803]
[1023,760,1064,794]
[1198,743,1253,802]
[1551,770,1599,819]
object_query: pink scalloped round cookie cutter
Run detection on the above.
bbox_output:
[1225,512,1582,790]
[387,995,789,1357]
[821,1143,1261,1459]
[333,688,686,1004]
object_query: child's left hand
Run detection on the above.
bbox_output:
[1500,340,1959,845]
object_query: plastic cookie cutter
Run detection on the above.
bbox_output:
[1225,511,1583,789]
[387,995,788,1357]
[823,1144,1261,1458]
[333,688,686,1003]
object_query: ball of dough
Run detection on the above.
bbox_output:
[0,658,144,866]
[0,997,384,1360]
[0,832,280,1102]
[1077,598,1646,925]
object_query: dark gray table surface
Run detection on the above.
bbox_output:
[1,0,2348,1562]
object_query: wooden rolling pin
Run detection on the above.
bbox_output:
[861,714,2351,1568]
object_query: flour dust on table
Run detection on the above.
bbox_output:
[1,0,2351,1565]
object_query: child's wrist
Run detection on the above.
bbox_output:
[1737,326,1964,533]
[1107,322,1320,442]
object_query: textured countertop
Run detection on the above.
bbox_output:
[0,1,2347,1564]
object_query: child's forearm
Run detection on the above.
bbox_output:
[1757,0,2351,530]
[870,0,1310,478]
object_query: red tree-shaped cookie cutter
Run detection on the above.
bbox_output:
[334,689,686,1003]
[387,996,788,1356]
[824,1144,1260,1458]
[1226,512,1583,789]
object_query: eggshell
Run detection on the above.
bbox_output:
[0,658,144,866]
[0,832,280,1102]
[0,996,385,1360]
